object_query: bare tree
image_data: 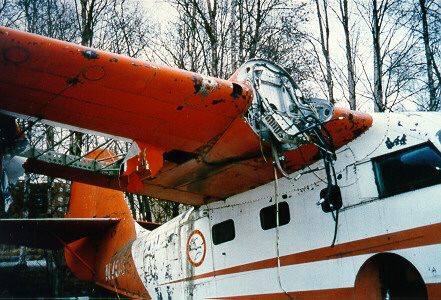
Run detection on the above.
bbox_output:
[371,0,385,111]
[418,0,437,110]
[159,11,206,72]
[73,0,108,46]
[164,0,314,85]
[0,0,6,14]
[313,0,334,104]
[165,0,231,77]
[94,0,156,59]
[405,0,441,111]
[335,0,357,109]
[355,0,418,112]
[0,0,22,27]
[2,0,78,40]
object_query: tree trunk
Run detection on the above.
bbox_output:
[340,0,356,110]
[230,0,237,73]
[172,202,180,218]
[315,0,334,104]
[127,193,137,219]
[19,173,30,267]
[70,0,98,156]
[45,125,54,216]
[372,0,384,112]
[419,0,437,111]
[141,195,152,222]
[208,0,219,76]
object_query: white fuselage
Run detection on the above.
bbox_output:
[127,112,441,299]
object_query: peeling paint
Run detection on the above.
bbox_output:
[144,63,160,70]
[155,287,163,300]
[192,75,203,94]
[348,113,354,125]
[166,286,173,300]
[385,134,407,149]
[211,99,225,105]
[231,83,243,98]
[82,49,99,60]
[66,77,80,86]
[192,75,219,96]
[352,126,369,139]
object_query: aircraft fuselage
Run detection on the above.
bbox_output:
[102,112,441,299]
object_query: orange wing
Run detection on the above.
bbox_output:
[0,27,372,205]
[0,27,251,152]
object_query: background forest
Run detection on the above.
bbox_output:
[0,0,440,297]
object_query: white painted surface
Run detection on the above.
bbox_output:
[127,112,441,299]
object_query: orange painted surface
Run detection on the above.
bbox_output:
[0,26,252,153]
[1,27,373,205]
[24,107,372,206]
[146,107,372,204]
[354,258,382,300]
[166,221,441,285]
[427,283,441,299]
[64,236,97,282]
[64,150,149,298]
[209,287,355,299]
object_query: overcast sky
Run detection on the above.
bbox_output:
[140,0,176,23]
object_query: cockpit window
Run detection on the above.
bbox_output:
[373,143,441,197]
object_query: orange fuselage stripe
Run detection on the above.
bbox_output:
[209,283,441,299]
[209,287,354,299]
[166,222,441,284]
